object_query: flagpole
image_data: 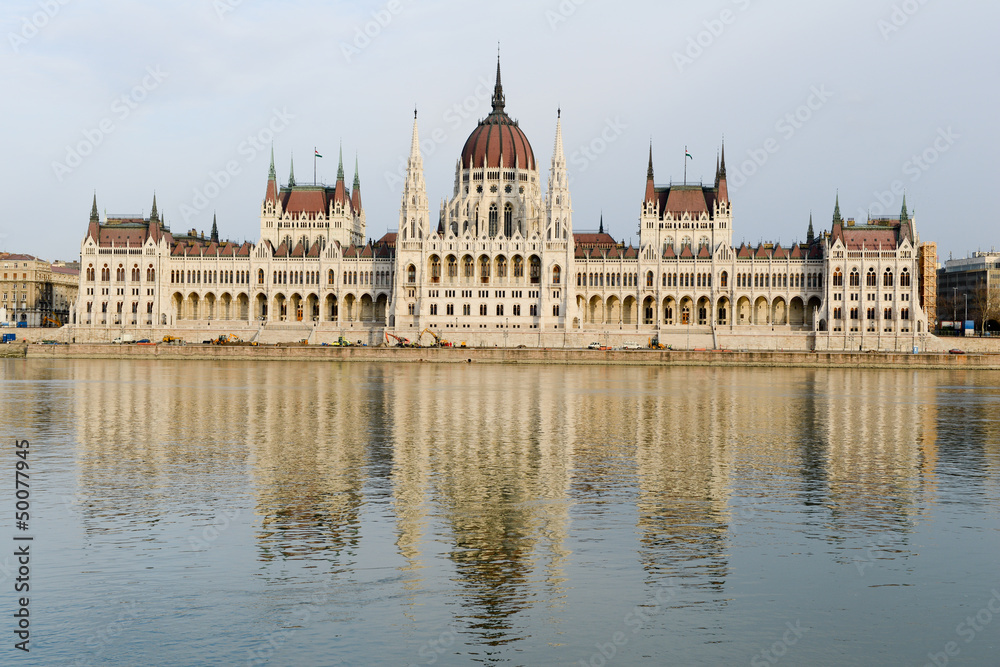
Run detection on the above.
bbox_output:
[314,147,316,186]
[684,145,687,186]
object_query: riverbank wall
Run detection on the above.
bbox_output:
[20,343,1000,370]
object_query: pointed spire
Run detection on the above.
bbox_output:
[401,109,429,239]
[150,193,159,222]
[288,155,296,187]
[351,154,362,215]
[807,213,815,244]
[645,143,656,203]
[716,140,729,203]
[337,142,345,182]
[833,192,842,224]
[211,213,219,243]
[491,51,505,113]
[90,192,99,223]
[599,212,604,234]
[264,147,278,206]
[552,108,565,163]
[408,111,422,168]
[900,194,909,222]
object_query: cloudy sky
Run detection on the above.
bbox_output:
[1,0,994,262]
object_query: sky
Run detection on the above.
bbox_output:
[1,0,996,263]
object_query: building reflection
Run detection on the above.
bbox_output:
[386,364,574,645]
[49,358,997,642]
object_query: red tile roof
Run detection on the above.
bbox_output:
[573,232,617,248]
[280,189,328,216]
[98,228,147,247]
[460,111,535,171]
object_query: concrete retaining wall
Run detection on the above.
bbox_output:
[23,343,1000,370]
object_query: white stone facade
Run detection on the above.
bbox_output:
[70,65,936,351]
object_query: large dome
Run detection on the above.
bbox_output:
[459,62,536,171]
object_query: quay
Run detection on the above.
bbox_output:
[16,343,1000,370]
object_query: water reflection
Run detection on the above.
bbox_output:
[6,359,999,663]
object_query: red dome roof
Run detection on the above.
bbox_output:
[459,62,535,171]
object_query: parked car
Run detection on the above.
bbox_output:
[587,342,601,349]
[622,342,642,350]
[949,348,965,355]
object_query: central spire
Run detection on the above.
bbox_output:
[491,51,505,113]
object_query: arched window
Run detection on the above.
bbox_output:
[430,256,441,283]
[258,269,265,285]
[407,264,416,283]
[463,256,474,278]
[328,270,335,285]
[553,265,561,284]
[833,268,843,287]
[86,265,95,281]
[646,271,654,288]
[146,266,155,282]
[720,271,728,288]
[101,265,110,281]
[504,203,513,237]
[513,256,524,278]
[900,269,911,287]
[883,269,894,288]
[529,256,541,284]
[850,269,860,287]
[131,265,140,281]
[866,268,877,287]
[489,203,499,237]
[479,256,490,282]
[116,265,125,281]
[447,256,458,278]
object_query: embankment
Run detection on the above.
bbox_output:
[21,343,1000,370]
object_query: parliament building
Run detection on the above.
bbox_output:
[73,62,937,350]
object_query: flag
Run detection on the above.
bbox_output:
[685,151,693,160]
[315,149,323,158]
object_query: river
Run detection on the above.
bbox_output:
[2,360,998,665]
